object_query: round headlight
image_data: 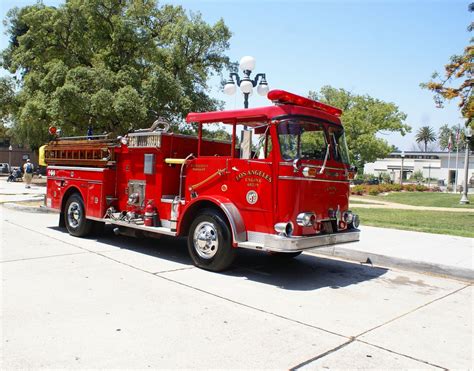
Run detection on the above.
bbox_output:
[343,211,354,224]
[297,212,316,227]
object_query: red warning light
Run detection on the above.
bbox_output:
[267,90,342,117]
[49,126,57,135]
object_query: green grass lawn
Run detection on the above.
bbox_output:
[352,207,474,238]
[364,192,474,209]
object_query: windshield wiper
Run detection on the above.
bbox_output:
[319,144,330,174]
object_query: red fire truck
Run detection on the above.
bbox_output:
[44,90,360,271]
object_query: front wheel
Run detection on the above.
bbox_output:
[187,209,236,272]
[64,193,92,237]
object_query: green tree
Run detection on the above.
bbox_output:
[438,124,453,150]
[0,0,232,150]
[421,3,473,122]
[0,77,16,130]
[415,126,436,152]
[309,86,411,169]
[438,123,468,151]
[202,126,231,141]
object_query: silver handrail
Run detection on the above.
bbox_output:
[54,134,110,141]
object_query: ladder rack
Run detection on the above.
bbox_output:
[44,137,118,167]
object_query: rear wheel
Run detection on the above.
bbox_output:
[64,193,92,237]
[187,209,236,272]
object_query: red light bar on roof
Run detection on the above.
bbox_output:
[267,90,342,117]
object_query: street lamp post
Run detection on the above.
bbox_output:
[400,151,405,185]
[223,56,269,109]
[459,126,472,204]
[428,163,431,189]
[8,145,12,172]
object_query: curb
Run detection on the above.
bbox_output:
[306,246,474,283]
[2,201,56,214]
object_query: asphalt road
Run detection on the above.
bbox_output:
[1,207,472,369]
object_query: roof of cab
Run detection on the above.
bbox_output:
[185,90,342,126]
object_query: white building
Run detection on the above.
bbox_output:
[364,151,474,186]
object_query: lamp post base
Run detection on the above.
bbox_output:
[459,194,470,204]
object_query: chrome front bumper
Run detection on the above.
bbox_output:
[237,229,360,253]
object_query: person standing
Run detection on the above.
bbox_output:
[23,159,34,188]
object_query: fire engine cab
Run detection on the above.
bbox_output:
[44,90,360,271]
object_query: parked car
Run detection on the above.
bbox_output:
[366,178,380,185]
[351,178,379,185]
[0,163,10,174]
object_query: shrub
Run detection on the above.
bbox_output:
[410,170,424,182]
[403,184,417,192]
[351,183,431,195]
[368,187,380,196]
[376,184,391,193]
[351,185,366,195]
[415,184,428,192]
[429,186,441,192]
[389,184,402,192]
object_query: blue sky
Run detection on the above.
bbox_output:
[0,0,471,150]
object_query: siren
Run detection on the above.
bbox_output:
[48,126,57,135]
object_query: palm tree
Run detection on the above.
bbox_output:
[415,126,436,152]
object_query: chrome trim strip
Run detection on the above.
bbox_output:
[160,197,175,204]
[48,177,103,184]
[278,176,349,184]
[48,166,107,172]
[100,219,177,236]
[279,162,347,171]
[238,229,360,252]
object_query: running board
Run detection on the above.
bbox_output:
[88,217,177,237]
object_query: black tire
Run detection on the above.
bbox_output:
[187,209,236,272]
[64,193,92,237]
[270,251,302,259]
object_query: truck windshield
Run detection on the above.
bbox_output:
[277,120,350,164]
[328,126,351,164]
[277,120,327,161]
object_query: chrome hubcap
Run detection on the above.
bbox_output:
[67,201,81,228]
[193,222,219,259]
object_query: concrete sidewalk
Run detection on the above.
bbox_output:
[308,225,473,282]
[1,179,473,281]
[0,177,46,204]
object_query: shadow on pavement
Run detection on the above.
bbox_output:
[227,249,388,291]
[49,225,388,291]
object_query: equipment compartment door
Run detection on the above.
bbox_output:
[87,182,103,218]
